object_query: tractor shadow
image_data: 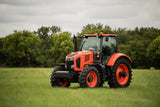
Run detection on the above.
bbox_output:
[68,83,110,89]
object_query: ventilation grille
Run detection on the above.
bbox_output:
[85,55,89,62]
[76,58,80,68]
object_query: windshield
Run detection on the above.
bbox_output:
[80,37,100,52]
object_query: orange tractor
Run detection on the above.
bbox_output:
[50,33,132,88]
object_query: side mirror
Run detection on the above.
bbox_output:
[105,37,109,41]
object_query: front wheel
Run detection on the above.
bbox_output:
[108,58,132,88]
[50,66,70,87]
[79,66,100,88]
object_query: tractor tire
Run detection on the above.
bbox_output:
[79,66,100,88]
[50,66,70,87]
[108,58,132,88]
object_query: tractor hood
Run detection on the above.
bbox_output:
[66,51,93,60]
[65,51,94,71]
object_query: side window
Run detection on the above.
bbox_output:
[102,37,117,63]
[109,37,117,54]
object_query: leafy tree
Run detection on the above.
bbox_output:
[113,28,128,44]
[34,26,61,40]
[81,23,112,34]
[33,26,62,67]
[147,36,160,68]
[0,38,6,66]
[2,30,41,66]
[51,32,74,64]
[36,26,50,40]
[50,26,61,34]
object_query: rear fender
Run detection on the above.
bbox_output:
[106,53,132,66]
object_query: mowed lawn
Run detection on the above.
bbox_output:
[0,68,159,107]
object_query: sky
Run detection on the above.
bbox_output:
[0,0,160,38]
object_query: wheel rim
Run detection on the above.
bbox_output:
[87,71,97,88]
[58,79,68,87]
[116,64,129,85]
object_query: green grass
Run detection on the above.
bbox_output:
[0,68,160,107]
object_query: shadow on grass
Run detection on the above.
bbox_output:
[67,86,110,89]
[50,83,131,90]
[67,85,132,90]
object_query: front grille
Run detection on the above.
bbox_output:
[76,58,80,68]
[66,61,74,70]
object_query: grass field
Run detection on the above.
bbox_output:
[0,68,160,107]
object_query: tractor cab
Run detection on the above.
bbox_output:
[80,33,118,64]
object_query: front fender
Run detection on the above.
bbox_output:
[106,53,132,66]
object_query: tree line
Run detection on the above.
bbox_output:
[0,23,160,68]
[0,26,73,67]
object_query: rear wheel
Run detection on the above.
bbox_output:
[79,66,100,88]
[108,58,132,88]
[50,66,70,87]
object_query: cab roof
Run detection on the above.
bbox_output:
[83,33,117,37]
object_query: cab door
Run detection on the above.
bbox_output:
[102,37,117,64]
